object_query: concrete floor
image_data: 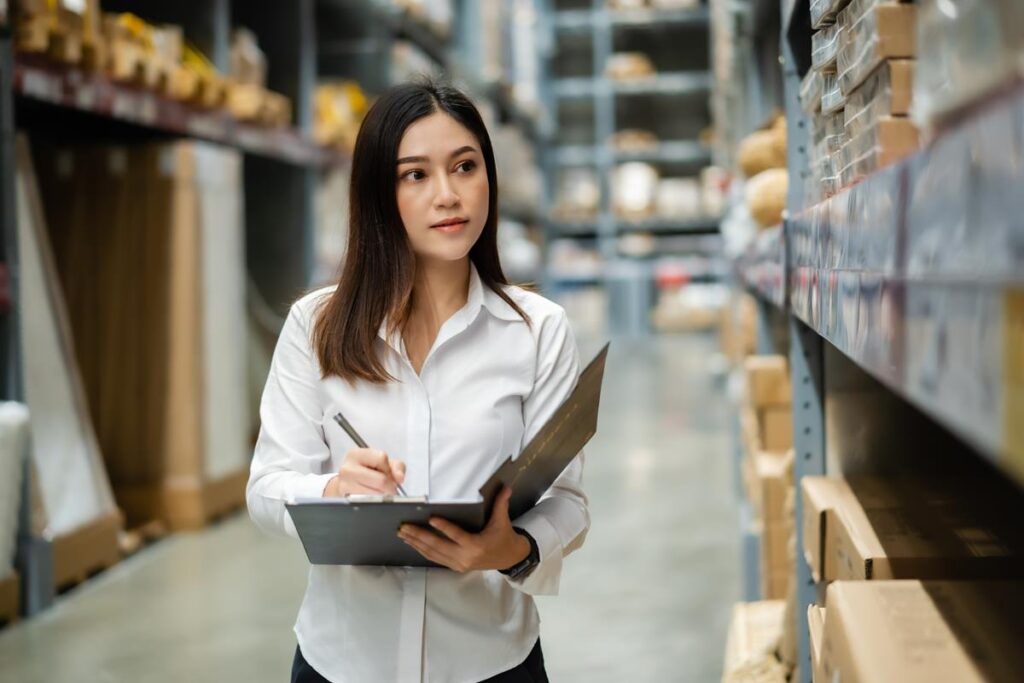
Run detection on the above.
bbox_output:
[0,334,740,682]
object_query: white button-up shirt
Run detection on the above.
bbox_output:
[246,265,590,683]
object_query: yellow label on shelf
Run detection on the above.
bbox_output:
[1005,288,1024,482]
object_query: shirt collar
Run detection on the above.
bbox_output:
[377,263,523,345]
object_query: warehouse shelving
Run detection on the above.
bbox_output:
[554,71,713,98]
[611,71,713,97]
[725,1,1024,680]
[553,140,711,166]
[618,216,722,235]
[542,0,718,335]
[14,55,343,168]
[555,7,711,32]
[614,140,710,164]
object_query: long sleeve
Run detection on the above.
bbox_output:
[246,302,337,539]
[506,309,591,596]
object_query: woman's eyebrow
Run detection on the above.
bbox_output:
[396,145,479,165]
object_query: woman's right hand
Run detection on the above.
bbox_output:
[323,448,407,497]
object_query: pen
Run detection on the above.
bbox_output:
[332,412,408,496]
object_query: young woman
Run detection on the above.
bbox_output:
[246,80,590,683]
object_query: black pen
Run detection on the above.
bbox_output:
[332,412,408,496]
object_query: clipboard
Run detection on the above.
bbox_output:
[285,343,610,567]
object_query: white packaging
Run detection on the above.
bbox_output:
[0,403,29,578]
[613,162,660,217]
[16,147,117,539]
[194,144,250,481]
[656,177,702,219]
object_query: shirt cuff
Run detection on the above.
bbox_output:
[280,473,338,538]
[503,511,564,595]
[292,472,339,501]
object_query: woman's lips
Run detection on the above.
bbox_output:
[430,220,468,233]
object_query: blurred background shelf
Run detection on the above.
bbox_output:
[14,56,342,167]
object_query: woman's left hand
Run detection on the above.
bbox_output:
[398,486,531,573]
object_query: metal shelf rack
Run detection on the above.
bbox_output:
[541,0,718,334]
[727,1,1024,680]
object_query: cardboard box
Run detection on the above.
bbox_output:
[807,605,826,683]
[837,0,917,94]
[801,475,885,582]
[844,59,914,140]
[779,587,798,670]
[722,601,789,682]
[821,581,1024,682]
[801,476,1024,582]
[762,519,794,570]
[744,356,792,407]
[747,451,793,524]
[761,567,791,601]
[759,406,793,452]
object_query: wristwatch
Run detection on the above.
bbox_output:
[500,527,540,581]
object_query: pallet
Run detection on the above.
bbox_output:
[0,572,19,628]
[116,466,248,532]
[118,518,169,557]
[51,511,123,593]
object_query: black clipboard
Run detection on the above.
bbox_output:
[285,343,609,567]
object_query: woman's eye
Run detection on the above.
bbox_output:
[402,170,425,181]
[456,160,476,173]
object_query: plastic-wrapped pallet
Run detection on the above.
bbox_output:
[33,141,250,531]
[0,403,29,580]
[912,0,1024,129]
[16,142,119,540]
[836,0,916,95]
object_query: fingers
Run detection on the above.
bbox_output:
[342,449,407,494]
[348,448,390,471]
[338,462,394,494]
[485,486,513,530]
[390,460,407,484]
[428,517,472,545]
[399,526,463,570]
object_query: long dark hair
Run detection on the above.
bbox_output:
[313,78,529,384]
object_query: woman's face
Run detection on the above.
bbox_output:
[395,111,489,265]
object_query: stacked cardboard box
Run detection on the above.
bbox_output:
[800,475,1024,681]
[818,581,1024,682]
[744,356,794,454]
[801,476,1024,583]
[740,356,796,601]
[804,0,917,201]
[721,600,789,683]
[719,294,757,365]
[13,0,102,66]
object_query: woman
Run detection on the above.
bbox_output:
[247,79,590,683]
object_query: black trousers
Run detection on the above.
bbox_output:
[291,639,548,683]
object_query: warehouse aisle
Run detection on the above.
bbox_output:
[0,334,739,683]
